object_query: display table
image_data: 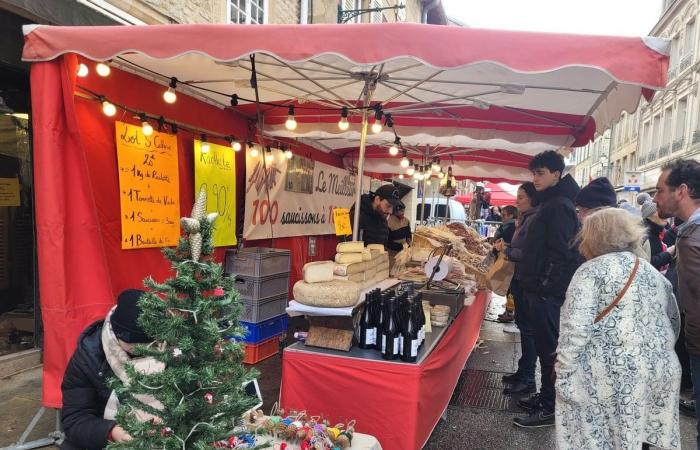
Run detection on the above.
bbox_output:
[280,290,491,450]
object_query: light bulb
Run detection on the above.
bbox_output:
[285,116,297,130]
[414,172,421,180]
[426,179,432,185]
[102,101,116,117]
[400,157,410,168]
[232,141,242,152]
[432,162,440,172]
[250,147,259,158]
[77,63,89,77]
[371,119,382,134]
[398,174,404,179]
[338,117,349,130]
[141,121,153,136]
[201,142,210,154]
[389,144,399,156]
[438,172,445,179]
[285,149,293,159]
[407,166,415,176]
[96,63,111,77]
[163,88,177,104]
[265,152,274,163]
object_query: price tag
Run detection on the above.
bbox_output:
[333,208,352,236]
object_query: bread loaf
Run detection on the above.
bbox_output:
[367,244,386,253]
[336,241,365,253]
[335,252,364,264]
[333,261,367,276]
[302,261,335,283]
[333,272,364,282]
[293,280,360,307]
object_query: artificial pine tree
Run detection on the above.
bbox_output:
[108,188,259,449]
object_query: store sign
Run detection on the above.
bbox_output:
[0,178,20,206]
[194,140,237,246]
[116,121,180,249]
[243,149,370,240]
[623,171,642,192]
[333,208,352,236]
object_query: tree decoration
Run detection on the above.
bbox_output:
[106,186,259,449]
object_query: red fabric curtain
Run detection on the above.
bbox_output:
[32,56,343,407]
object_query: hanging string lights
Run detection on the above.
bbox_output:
[265,146,274,163]
[95,62,111,77]
[338,107,350,131]
[389,136,401,156]
[139,113,154,136]
[371,106,383,134]
[163,77,178,104]
[225,136,242,152]
[200,134,210,154]
[407,162,416,177]
[76,63,89,77]
[99,96,116,117]
[249,144,259,158]
[285,105,297,130]
[284,147,294,159]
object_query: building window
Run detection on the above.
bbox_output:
[397,0,407,22]
[662,106,673,147]
[675,97,688,147]
[685,21,696,60]
[229,0,267,24]
[341,0,361,23]
[370,0,386,23]
[651,114,661,151]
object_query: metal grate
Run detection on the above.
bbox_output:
[450,369,512,411]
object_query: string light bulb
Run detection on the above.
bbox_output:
[426,178,432,186]
[284,148,293,159]
[163,77,178,104]
[232,141,242,152]
[139,114,153,136]
[398,174,404,179]
[250,144,259,158]
[438,171,445,179]
[96,62,111,77]
[265,147,274,163]
[200,135,210,154]
[338,107,350,131]
[371,106,383,133]
[285,105,297,130]
[432,158,441,172]
[77,63,89,77]
[407,162,416,176]
[400,150,410,168]
[101,100,116,117]
[389,137,400,156]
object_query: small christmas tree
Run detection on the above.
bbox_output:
[108,188,259,449]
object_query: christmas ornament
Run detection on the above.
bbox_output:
[213,286,225,296]
[172,347,183,358]
[161,427,173,437]
[180,187,218,261]
[204,392,214,404]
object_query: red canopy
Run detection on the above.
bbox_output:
[454,182,517,207]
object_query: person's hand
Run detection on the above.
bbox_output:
[494,239,506,252]
[667,245,676,256]
[111,425,133,442]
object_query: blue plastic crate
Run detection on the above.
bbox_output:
[239,314,288,344]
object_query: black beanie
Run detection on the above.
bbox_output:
[575,177,617,209]
[111,289,151,343]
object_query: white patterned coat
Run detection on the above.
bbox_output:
[555,251,681,450]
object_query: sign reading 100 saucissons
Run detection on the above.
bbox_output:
[116,121,180,249]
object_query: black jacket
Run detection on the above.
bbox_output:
[61,320,116,450]
[645,219,673,270]
[351,194,389,247]
[493,220,516,244]
[518,174,581,299]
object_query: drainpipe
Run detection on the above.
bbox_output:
[300,0,308,24]
[421,0,440,23]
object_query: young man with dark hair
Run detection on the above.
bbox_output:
[513,150,581,428]
[654,159,700,447]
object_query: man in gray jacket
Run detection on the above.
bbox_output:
[654,159,700,447]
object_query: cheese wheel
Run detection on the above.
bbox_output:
[333,272,364,282]
[376,261,390,273]
[374,269,390,282]
[378,252,389,263]
[336,241,365,253]
[361,248,372,261]
[302,261,335,283]
[363,268,377,281]
[293,280,360,307]
[335,252,364,264]
[333,261,367,276]
[367,244,386,253]
[365,257,379,269]
[369,249,381,260]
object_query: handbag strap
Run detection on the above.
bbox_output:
[594,257,640,324]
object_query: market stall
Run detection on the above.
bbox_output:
[22,23,669,449]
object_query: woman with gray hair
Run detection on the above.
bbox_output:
[555,208,681,450]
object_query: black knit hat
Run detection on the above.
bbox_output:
[111,289,151,343]
[575,177,617,209]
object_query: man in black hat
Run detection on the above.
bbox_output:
[351,184,400,248]
[574,177,617,220]
[60,289,153,450]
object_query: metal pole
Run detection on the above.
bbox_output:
[351,80,375,241]
[420,154,427,226]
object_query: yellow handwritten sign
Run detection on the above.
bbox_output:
[333,208,352,236]
[194,140,237,246]
[116,121,180,249]
[0,178,20,206]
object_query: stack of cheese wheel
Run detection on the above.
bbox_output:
[293,260,360,308]
[334,242,391,289]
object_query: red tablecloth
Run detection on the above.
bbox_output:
[280,290,490,450]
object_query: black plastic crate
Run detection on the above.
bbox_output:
[225,247,291,277]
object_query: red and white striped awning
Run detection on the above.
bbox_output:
[23,23,669,182]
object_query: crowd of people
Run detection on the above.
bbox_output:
[491,151,700,450]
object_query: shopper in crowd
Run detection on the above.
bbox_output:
[494,182,539,394]
[513,150,580,428]
[492,205,519,324]
[486,205,502,222]
[556,208,681,450]
[61,289,155,449]
[574,177,617,220]
[636,192,675,272]
[350,184,400,248]
[654,159,700,447]
[387,201,411,255]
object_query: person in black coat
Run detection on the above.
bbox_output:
[513,150,580,429]
[493,205,518,244]
[350,184,400,248]
[61,289,151,450]
[637,193,675,271]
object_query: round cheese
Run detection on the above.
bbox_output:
[292,280,360,307]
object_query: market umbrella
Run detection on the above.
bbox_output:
[23,23,670,236]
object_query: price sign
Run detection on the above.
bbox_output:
[116,121,180,249]
[333,208,352,236]
[0,178,20,206]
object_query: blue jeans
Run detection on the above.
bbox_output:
[690,354,700,449]
[512,280,537,384]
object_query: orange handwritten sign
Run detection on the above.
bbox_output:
[116,121,180,249]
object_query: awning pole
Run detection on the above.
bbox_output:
[352,79,375,241]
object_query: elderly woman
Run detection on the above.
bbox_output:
[555,208,681,450]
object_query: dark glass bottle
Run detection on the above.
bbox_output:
[380,297,399,360]
[400,302,418,362]
[358,292,376,349]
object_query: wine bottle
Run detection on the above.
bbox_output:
[358,292,375,349]
[380,297,399,360]
[400,302,418,362]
